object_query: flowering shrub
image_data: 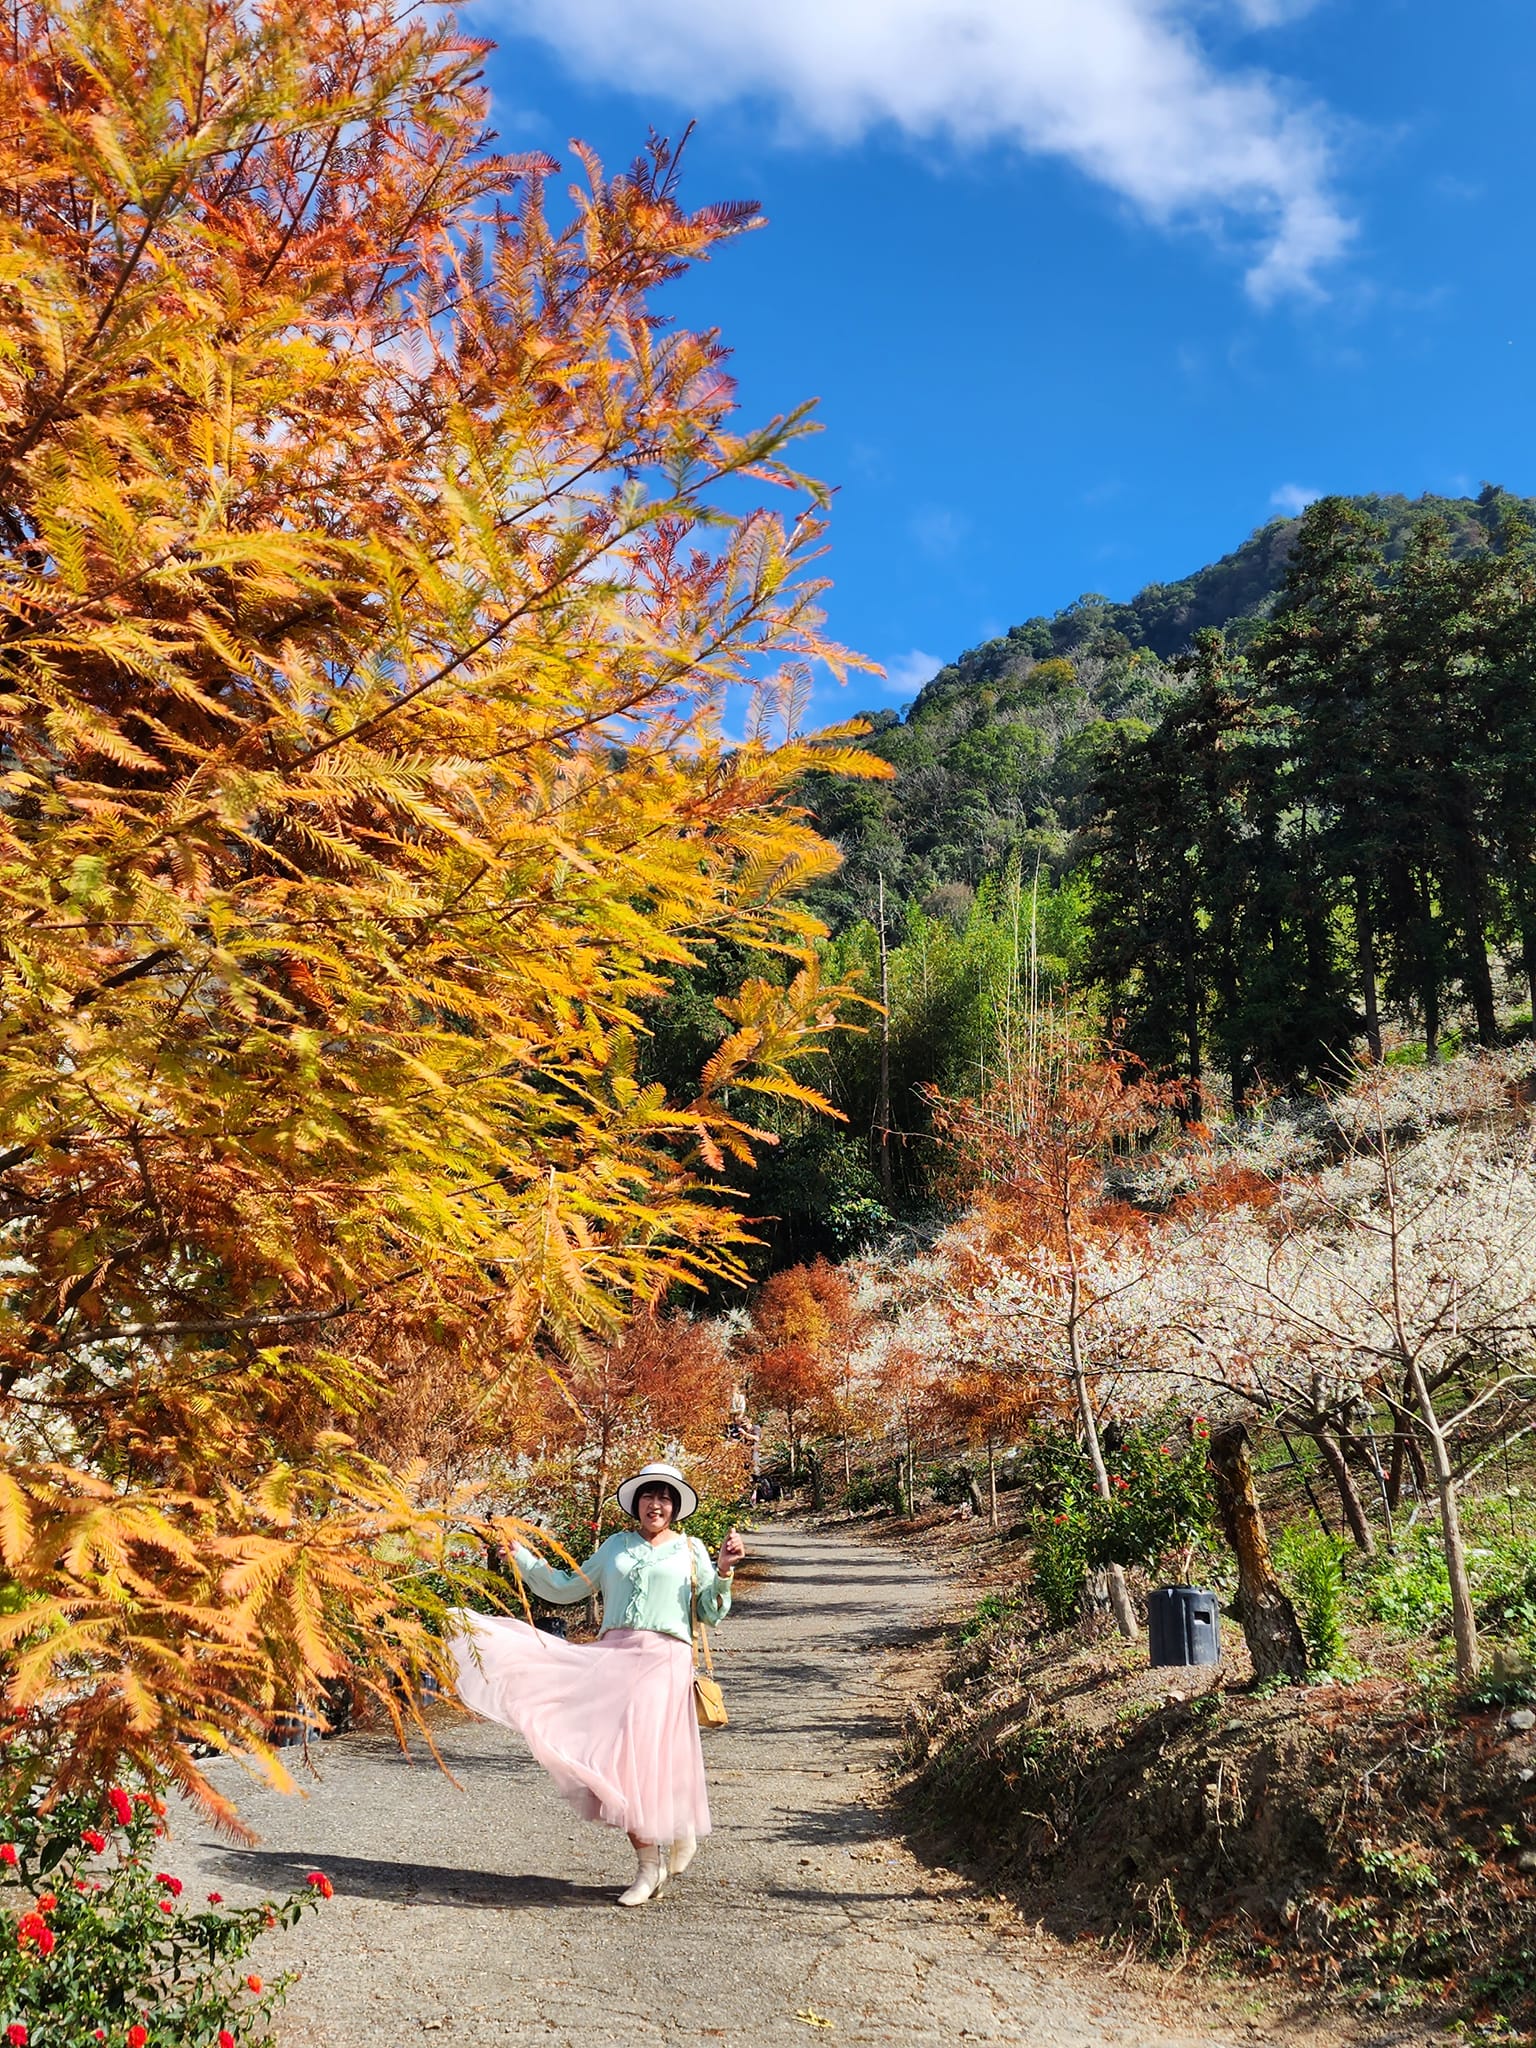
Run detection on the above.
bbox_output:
[1026,1416,1217,1629]
[1089,1421,1216,1584]
[0,1787,329,2045]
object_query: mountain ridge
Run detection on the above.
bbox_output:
[904,485,1536,718]
[809,487,1536,929]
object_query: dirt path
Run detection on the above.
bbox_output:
[170,1528,1288,2046]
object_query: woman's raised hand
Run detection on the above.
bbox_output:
[717,1527,745,1576]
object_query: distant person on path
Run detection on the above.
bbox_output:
[448,1461,744,1907]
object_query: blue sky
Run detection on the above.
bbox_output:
[469,2,1534,721]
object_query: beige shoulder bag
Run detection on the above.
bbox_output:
[687,1540,729,1730]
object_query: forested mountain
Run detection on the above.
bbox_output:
[807,487,1536,931]
[646,487,1536,1270]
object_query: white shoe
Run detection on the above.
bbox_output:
[668,1832,698,1877]
[618,1843,667,1907]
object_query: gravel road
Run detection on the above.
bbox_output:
[171,1526,1271,2047]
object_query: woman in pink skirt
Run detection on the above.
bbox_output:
[448,1461,744,1906]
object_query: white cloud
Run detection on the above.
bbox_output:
[491,0,1354,300]
[1270,481,1322,515]
[882,649,944,697]
[1227,0,1325,25]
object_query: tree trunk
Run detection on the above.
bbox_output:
[1405,1355,1480,1681]
[1183,936,1204,1125]
[876,872,893,1202]
[987,1436,998,1529]
[1067,1297,1138,1642]
[1311,1425,1377,1555]
[1357,881,1382,1063]
[1207,1423,1307,1680]
[1465,925,1499,1047]
[1385,1377,1430,1509]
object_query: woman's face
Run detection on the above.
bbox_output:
[635,1485,676,1538]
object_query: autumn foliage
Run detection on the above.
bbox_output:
[0,0,885,1809]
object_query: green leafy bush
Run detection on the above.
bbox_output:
[845,1469,904,1514]
[1275,1525,1354,1673]
[1023,1414,1218,1632]
[1364,1528,1451,1637]
[1090,1421,1216,1581]
[682,1497,752,1553]
[1001,1428,1096,1514]
[1476,1535,1536,1649]
[957,1590,1027,1643]
[1029,1509,1094,1631]
[927,1463,982,1510]
[0,1783,328,2046]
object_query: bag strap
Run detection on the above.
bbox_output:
[686,1538,715,1679]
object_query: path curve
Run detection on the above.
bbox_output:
[174,1527,1258,2046]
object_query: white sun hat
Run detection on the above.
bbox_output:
[615,1460,698,1521]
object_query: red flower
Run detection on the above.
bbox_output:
[16,1915,53,1957]
[33,1895,55,1915]
[107,1788,133,1828]
[154,1873,182,1897]
[206,1892,223,1905]
[158,1900,173,1914]
[7,2023,27,2045]
[219,2035,235,2048]
[74,1880,90,1894]
[246,1973,263,1993]
[0,1846,15,1867]
[305,1870,334,1899]
[1159,1444,1172,1456]
[81,1829,107,1853]
[94,2034,105,2043]
[127,2027,148,2048]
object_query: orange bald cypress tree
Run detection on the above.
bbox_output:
[0,0,884,1811]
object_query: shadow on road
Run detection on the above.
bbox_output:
[195,1846,616,1910]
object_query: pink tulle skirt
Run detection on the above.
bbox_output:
[446,1616,710,1845]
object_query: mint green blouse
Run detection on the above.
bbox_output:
[511,1531,733,1646]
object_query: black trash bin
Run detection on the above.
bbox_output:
[1147,1585,1222,1668]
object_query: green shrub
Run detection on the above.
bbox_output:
[683,1497,752,1553]
[1275,1524,1353,1672]
[927,1463,981,1510]
[1476,1535,1536,1649]
[845,1469,903,1514]
[958,1590,1026,1643]
[1365,1528,1452,1638]
[1089,1419,1216,1581]
[0,1782,327,2045]
[1002,1428,1095,1513]
[1022,1412,1218,1634]
[1030,1509,1093,1630]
